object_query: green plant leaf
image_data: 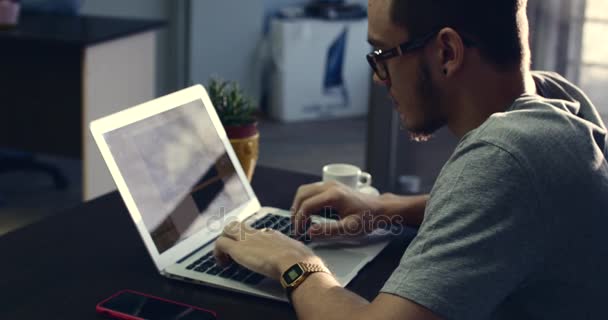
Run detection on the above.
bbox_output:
[207,78,257,127]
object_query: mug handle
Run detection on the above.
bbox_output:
[358,172,372,189]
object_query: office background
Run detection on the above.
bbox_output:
[1,0,606,236]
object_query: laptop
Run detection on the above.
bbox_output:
[90,84,390,302]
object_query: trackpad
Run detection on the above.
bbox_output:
[312,247,366,278]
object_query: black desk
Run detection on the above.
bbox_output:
[0,166,414,319]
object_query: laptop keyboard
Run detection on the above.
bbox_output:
[185,213,310,286]
[186,251,266,285]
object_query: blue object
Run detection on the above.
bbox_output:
[324,28,350,107]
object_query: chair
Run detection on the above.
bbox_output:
[0,150,69,205]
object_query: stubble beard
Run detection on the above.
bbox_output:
[403,60,447,142]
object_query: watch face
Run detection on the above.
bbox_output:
[282,264,304,285]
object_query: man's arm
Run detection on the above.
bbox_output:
[378,193,429,227]
[287,270,441,320]
[291,180,430,237]
[215,223,442,320]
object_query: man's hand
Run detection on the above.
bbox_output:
[291,181,388,239]
[213,221,325,280]
[292,181,430,239]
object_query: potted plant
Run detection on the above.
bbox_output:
[208,78,260,181]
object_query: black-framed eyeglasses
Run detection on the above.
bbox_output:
[366,30,475,81]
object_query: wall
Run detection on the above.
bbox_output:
[80,0,178,96]
[188,0,369,103]
[80,0,369,103]
[81,0,167,17]
[188,0,265,99]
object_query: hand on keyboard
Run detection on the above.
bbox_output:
[186,251,265,285]
[291,181,386,239]
[212,219,325,281]
[249,213,312,243]
[187,214,314,285]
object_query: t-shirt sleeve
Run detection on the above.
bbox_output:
[381,142,546,320]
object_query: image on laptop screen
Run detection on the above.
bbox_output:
[103,99,251,253]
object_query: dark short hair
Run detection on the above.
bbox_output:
[390,0,527,68]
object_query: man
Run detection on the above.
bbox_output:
[214,0,608,319]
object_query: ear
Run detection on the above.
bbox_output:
[434,28,465,77]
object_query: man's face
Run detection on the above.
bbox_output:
[368,0,446,140]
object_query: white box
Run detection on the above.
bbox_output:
[269,18,371,122]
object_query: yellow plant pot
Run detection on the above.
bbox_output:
[229,133,259,181]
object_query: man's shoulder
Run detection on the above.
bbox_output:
[468,70,601,148]
[463,95,588,162]
[481,99,563,140]
[459,106,553,163]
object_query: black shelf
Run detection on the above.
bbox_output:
[0,13,165,46]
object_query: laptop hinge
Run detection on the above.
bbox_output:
[175,235,219,264]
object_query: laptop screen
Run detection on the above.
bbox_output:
[102,99,251,254]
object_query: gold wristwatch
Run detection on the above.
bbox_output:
[280,262,331,304]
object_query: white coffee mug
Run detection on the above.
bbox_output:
[322,164,372,190]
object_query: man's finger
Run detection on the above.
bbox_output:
[291,182,325,216]
[309,216,362,239]
[223,220,260,242]
[290,183,326,232]
[296,190,340,235]
[214,236,237,266]
[222,220,241,241]
[240,220,256,232]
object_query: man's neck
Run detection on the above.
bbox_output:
[448,66,536,139]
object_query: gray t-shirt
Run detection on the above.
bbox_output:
[381,71,608,320]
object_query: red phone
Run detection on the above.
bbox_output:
[96,290,217,320]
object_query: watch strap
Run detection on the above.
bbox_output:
[300,262,331,274]
[283,262,331,304]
